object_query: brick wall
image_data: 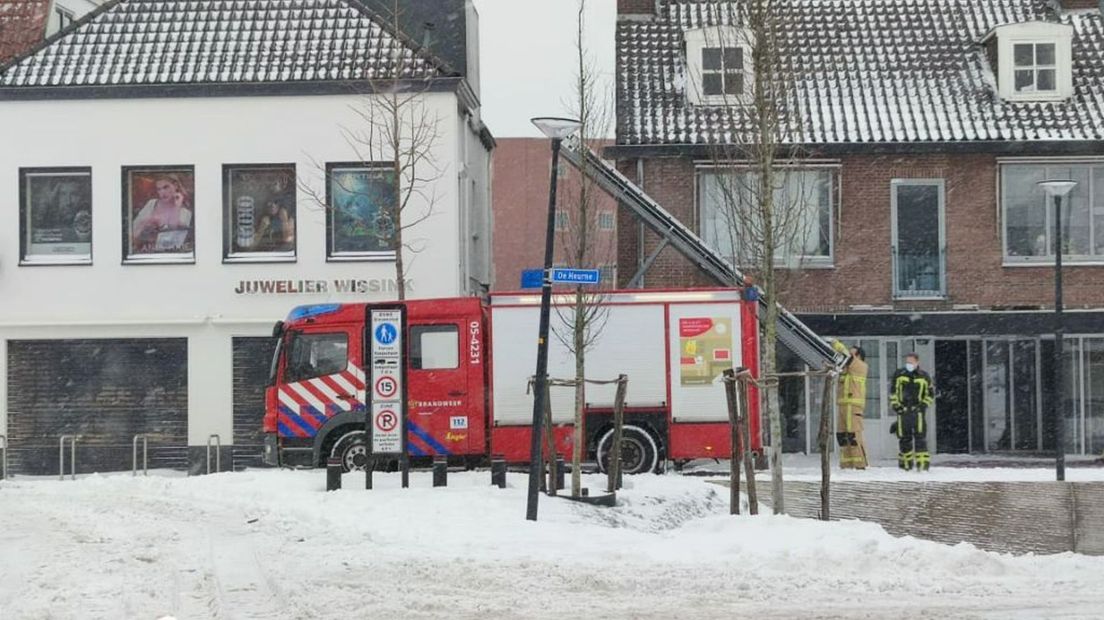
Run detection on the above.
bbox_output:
[617,0,656,16]
[616,157,715,288]
[621,152,1104,312]
[1059,0,1099,11]
[492,138,619,291]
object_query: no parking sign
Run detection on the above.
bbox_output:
[369,307,405,456]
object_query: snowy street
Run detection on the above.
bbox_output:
[3,468,1104,619]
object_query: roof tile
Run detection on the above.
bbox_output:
[619,0,1104,145]
[0,0,446,88]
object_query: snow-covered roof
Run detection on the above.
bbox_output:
[617,0,1104,147]
[0,0,50,65]
[0,0,449,89]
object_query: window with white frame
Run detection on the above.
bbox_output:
[701,46,743,97]
[699,168,835,266]
[685,26,752,105]
[986,21,1073,102]
[598,211,615,230]
[1002,163,1104,262]
[599,263,617,284]
[1013,42,1056,94]
[555,211,569,231]
[55,8,74,30]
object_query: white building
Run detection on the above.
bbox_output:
[0,0,493,474]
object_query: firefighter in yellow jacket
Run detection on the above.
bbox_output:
[833,340,868,469]
[890,352,935,471]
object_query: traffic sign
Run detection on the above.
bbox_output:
[551,268,600,285]
[369,307,405,457]
[374,374,398,399]
[520,268,543,289]
[371,402,402,453]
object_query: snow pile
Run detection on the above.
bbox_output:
[1,469,1103,619]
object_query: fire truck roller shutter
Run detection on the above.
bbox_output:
[232,337,278,470]
[5,338,188,475]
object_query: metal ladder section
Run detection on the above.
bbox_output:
[559,136,845,370]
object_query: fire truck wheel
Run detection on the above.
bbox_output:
[330,430,369,473]
[596,425,659,475]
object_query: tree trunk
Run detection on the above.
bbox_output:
[391,91,405,301]
[818,371,834,521]
[572,293,585,497]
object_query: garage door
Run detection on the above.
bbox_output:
[232,337,278,470]
[6,339,188,475]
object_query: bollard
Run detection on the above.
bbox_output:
[490,456,506,489]
[59,435,78,481]
[0,435,6,481]
[433,455,448,487]
[326,457,343,491]
[132,434,148,477]
[206,434,221,474]
[615,467,623,491]
[554,455,565,491]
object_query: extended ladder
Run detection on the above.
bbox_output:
[559,136,845,370]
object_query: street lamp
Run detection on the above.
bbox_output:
[1037,178,1077,482]
[527,116,582,521]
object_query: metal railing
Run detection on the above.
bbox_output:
[206,434,221,474]
[59,435,79,481]
[892,247,946,298]
[132,434,149,477]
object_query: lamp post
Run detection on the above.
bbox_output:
[527,117,582,521]
[1037,178,1077,482]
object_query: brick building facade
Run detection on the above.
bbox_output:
[610,0,1104,459]
[493,138,618,291]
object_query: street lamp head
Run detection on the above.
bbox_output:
[1037,179,1078,199]
[531,116,582,140]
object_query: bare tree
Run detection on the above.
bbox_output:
[692,1,822,514]
[301,0,444,300]
[550,0,616,497]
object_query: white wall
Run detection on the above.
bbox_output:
[46,0,102,35]
[0,93,465,322]
[0,91,477,447]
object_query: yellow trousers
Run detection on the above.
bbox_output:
[837,406,867,469]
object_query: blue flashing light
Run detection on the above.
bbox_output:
[288,304,342,321]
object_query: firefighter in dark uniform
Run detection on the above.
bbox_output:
[890,352,935,471]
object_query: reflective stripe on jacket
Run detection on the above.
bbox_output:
[890,368,934,411]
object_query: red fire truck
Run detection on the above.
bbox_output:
[262,288,761,474]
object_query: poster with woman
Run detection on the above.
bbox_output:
[124,166,196,261]
[223,164,296,260]
[326,163,397,259]
[20,168,93,263]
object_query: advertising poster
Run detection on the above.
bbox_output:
[678,317,734,386]
[225,165,296,257]
[328,165,397,256]
[23,169,92,261]
[125,167,195,259]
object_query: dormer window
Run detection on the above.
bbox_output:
[685,26,752,105]
[1013,42,1056,93]
[701,47,743,96]
[983,21,1073,102]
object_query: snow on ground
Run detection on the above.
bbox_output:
[2,468,1104,619]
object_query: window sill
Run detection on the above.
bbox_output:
[326,253,397,263]
[122,256,196,265]
[19,257,93,267]
[1003,260,1104,267]
[892,294,947,301]
[224,254,297,264]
